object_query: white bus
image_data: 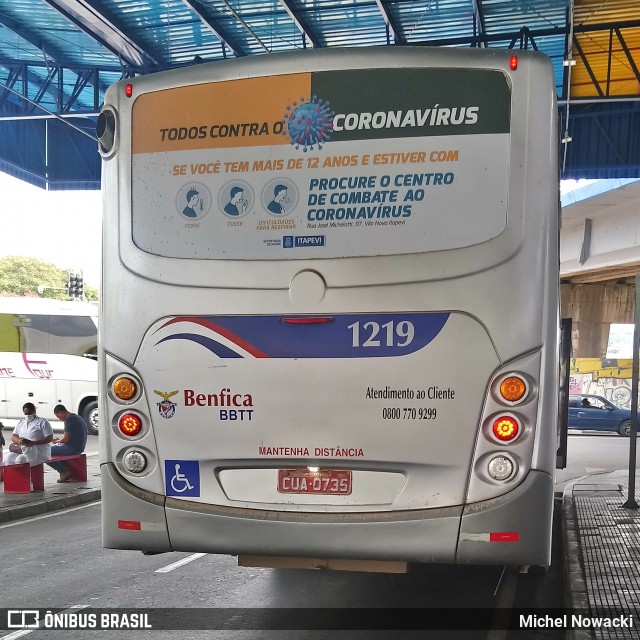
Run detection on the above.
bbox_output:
[0,297,99,434]
[98,47,559,570]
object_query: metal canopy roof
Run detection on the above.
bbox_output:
[0,0,639,189]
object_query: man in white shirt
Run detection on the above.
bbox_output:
[5,402,53,466]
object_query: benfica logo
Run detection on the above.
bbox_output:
[154,389,179,419]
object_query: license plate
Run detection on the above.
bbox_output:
[277,469,352,495]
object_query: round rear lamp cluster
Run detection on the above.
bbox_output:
[487,455,515,481]
[123,449,147,474]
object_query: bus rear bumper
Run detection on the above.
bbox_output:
[102,462,462,561]
[165,500,463,564]
[102,463,553,566]
[458,469,554,566]
[101,463,172,553]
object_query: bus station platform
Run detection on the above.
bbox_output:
[0,449,101,524]
[0,448,639,636]
[564,469,640,639]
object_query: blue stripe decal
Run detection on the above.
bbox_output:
[156,333,243,358]
[156,313,450,358]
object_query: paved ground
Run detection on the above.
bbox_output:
[1,453,639,638]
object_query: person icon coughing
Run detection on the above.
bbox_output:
[224,187,248,216]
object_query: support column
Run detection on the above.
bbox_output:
[561,283,635,357]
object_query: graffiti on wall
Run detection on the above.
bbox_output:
[570,358,634,409]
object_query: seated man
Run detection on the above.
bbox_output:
[46,404,87,483]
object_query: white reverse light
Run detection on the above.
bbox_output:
[123,450,148,474]
[487,455,515,481]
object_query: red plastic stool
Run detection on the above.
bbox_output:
[3,462,44,493]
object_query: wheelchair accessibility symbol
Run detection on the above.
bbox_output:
[171,464,193,492]
[165,460,200,497]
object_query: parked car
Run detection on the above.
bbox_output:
[568,394,638,437]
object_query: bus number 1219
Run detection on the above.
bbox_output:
[348,321,414,348]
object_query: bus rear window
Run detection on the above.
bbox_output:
[130,68,511,260]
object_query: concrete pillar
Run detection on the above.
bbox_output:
[560,283,635,358]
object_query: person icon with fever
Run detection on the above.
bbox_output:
[182,189,200,218]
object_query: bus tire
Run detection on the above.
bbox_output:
[520,564,548,575]
[82,400,99,435]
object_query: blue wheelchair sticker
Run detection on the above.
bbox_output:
[165,460,200,497]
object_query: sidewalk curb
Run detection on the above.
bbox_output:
[0,488,101,525]
[563,482,595,640]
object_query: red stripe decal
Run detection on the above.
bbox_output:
[158,317,269,358]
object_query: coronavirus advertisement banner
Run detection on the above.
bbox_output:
[131,68,511,260]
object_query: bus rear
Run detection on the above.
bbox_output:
[99,47,558,569]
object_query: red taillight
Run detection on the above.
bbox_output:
[510,56,518,70]
[281,317,334,324]
[490,531,519,542]
[492,416,520,441]
[118,520,141,530]
[125,83,133,98]
[119,413,142,436]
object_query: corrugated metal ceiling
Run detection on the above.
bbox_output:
[571,0,640,97]
[0,0,638,187]
[0,0,637,119]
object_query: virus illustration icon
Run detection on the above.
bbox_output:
[282,96,334,152]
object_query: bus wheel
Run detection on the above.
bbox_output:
[83,401,99,435]
[619,420,631,437]
[519,564,548,575]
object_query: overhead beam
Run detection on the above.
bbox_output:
[413,18,640,48]
[0,75,98,141]
[0,61,106,117]
[574,36,604,97]
[0,65,23,112]
[373,0,404,45]
[0,10,112,110]
[614,27,640,86]
[41,0,164,71]
[62,69,95,113]
[0,56,123,74]
[0,58,114,96]
[589,113,628,165]
[181,0,248,57]
[562,5,573,102]
[471,0,488,47]
[0,11,76,68]
[508,27,539,51]
[217,0,271,53]
[561,264,640,284]
[26,66,59,115]
[278,0,322,48]
[0,113,100,121]
[0,63,61,114]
